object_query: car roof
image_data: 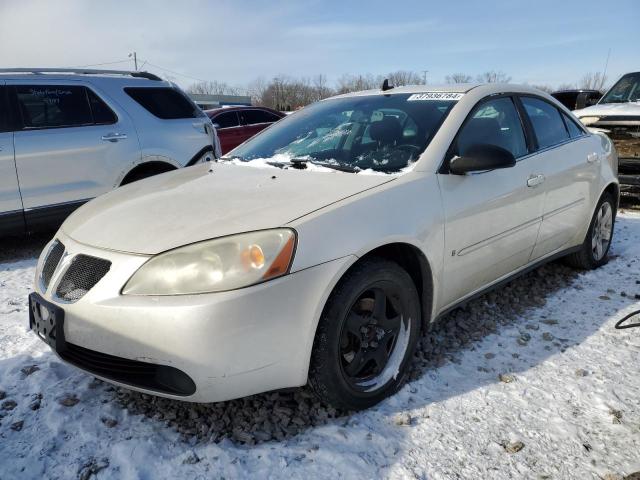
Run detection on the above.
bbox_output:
[551,89,601,94]
[0,69,172,87]
[326,83,555,101]
[205,106,282,115]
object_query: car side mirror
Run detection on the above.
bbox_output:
[449,144,516,175]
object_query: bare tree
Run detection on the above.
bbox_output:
[336,73,382,94]
[386,70,422,86]
[556,82,577,91]
[445,73,473,84]
[476,71,512,83]
[188,80,240,96]
[580,72,607,91]
[531,84,554,93]
[247,77,268,105]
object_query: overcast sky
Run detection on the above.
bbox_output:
[0,0,637,90]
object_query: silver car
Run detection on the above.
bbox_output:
[0,68,217,236]
[30,83,618,411]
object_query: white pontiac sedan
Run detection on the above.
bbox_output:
[30,83,618,410]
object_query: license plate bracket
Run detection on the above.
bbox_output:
[29,293,66,353]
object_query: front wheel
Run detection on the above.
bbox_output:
[565,192,616,269]
[309,258,421,411]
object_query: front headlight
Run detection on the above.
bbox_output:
[578,116,601,126]
[122,229,296,295]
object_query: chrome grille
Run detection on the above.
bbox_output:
[41,240,65,290]
[55,254,111,302]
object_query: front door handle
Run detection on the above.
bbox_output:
[101,133,128,142]
[527,174,545,187]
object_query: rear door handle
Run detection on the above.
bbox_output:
[587,152,599,163]
[527,174,545,187]
[101,133,128,142]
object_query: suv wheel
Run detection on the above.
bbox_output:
[309,258,421,411]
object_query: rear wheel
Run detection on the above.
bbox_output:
[565,192,615,269]
[309,258,421,411]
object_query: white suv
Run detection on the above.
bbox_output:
[0,68,217,236]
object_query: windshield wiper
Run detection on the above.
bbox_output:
[289,158,358,173]
[219,155,243,161]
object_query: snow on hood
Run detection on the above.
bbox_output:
[574,102,640,118]
[61,161,395,255]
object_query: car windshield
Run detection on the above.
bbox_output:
[227,93,458,173]
[600,73,640,104]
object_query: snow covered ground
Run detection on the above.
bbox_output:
[1,212,639,480]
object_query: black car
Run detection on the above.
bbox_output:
[551,89,602,111]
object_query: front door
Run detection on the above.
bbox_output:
[437,96,545,309]
[8,80,138,229]
[0,83,24,234]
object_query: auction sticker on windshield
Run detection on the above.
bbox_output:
[407,92,464,101]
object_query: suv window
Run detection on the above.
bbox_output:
[454,97,528,159]
[214,111,240,129]
[125,87,203,119]
[16,85,92,129]
[561,112,585,139]
[521,97,570,149]
[0,86,9,133]
[86,89,117,125]
[241,109,280,125]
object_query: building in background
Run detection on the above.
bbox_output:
[188,93,251,110]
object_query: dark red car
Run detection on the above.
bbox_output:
[205,106,285,154]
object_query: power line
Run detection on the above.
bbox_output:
[141,61,208,83]
[70,59,131,68]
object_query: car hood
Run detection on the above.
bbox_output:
[574,102,640,118]
[62,162,394,255]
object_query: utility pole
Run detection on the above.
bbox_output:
[422,70,429,85]
[129,51,138,71]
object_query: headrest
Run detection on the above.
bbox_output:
[369,117,403,145]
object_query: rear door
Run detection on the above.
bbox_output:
[8,80,139,230]
[212,111,244,154]
[0,82,24,234]
[519,96,597,260]
[239,108,281,141]
[123,86,213,165]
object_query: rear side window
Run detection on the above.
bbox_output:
[16,85,92,128]
[521,97,570,149]
[87,89,117,125]
[454,97,528,159]
[125,87,203,119]
[214,111,240,128]
[0,87,9,132]
[241,109,281,125]
[561,112,585,138]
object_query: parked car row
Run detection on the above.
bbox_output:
[28,79,619,410]
[0,68,217,236]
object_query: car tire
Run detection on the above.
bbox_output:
[309,258,421,411]
[565,192,616,270]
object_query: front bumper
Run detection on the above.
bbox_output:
[33,232,352,402]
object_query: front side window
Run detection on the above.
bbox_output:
[230,94,457,172]
[16,85,92,128]
[214,111,240,129]
[600,72,640,104]
[453,97,528,160]
[125,87,204,119]
[521,97,570,150]
[241,109,280,125]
